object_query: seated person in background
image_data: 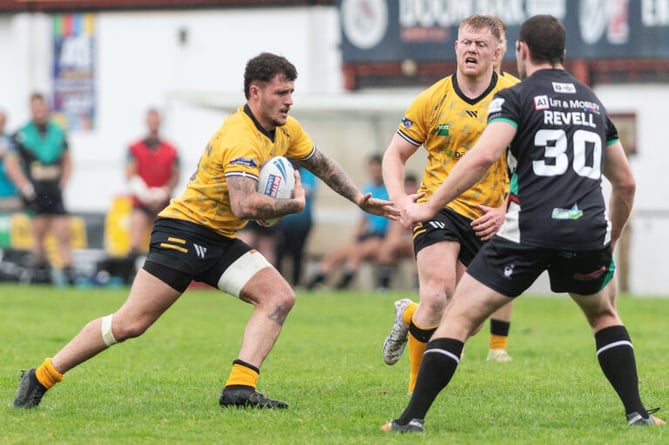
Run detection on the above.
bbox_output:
[126,108,180,255]
[376,174,419,292]
[306,154,388,290]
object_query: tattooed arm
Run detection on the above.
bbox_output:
[299,149,363,205]
[300,149,400,219]
[228,171,305,220]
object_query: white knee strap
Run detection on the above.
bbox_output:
[217,250,272,297]
[101,314,118,346]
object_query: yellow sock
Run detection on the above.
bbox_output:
[402,302,418,327]
[35,358,64,389]
[224,362,259,388]
[407,318,437,393]
[490,334,508,351]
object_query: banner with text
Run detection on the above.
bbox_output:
[339,0,669,63]
[53,13,96,131]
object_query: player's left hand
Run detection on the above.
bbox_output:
[357,193,399,220]
[472,204,505,241]
[289,170,306,213]
[400,202,436,229]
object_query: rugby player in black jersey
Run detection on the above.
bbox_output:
[382,15,664,432]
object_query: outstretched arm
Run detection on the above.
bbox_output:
[300,149,399,218]
[300,150,363,205]
[400,121,515,228]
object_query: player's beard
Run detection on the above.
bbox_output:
[270,109,289,127]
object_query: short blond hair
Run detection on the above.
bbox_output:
[459,15,502,42]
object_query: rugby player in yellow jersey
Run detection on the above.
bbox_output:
[13,52,398,410]
[381,15,517,393]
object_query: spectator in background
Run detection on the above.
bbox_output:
[236,221,279,266]
[376,173,419,292]
[5,93,74,284]
[0,109,22,213]
[126,108,180,255]
[274,161,317,287]
[306,154,388,290]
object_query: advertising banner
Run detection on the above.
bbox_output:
[340,0,669,63]
[52,13,96,131]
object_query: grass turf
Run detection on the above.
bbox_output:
[1,283,667,444]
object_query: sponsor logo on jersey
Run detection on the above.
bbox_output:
[489,97,505,113]
[568,100,601,114]
[401,117,414,129]
[444,147,466,159]
[534,95,550,110]
[551,203,583,220]
[230,157,258,168]
[552,82,576,94]
[465,110,478,118]
[436,124,449,136]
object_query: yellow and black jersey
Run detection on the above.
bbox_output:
[397,71,518,220]
[499,70,520,84]
[159,105,315,238]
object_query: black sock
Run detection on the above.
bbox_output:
[307,271,326,290]
[595,325,647,416]
[490,318,511,336]
[397,337,463,425]
[378,265,394,289]
[336,270,355,289]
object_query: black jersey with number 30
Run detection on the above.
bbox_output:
[488,69,619,250]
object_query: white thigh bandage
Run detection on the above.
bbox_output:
[101,314,118,346]
[217,250,272,297]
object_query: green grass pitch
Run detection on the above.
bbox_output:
[1,283,667,444]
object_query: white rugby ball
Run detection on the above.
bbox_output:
[256,156,296,226]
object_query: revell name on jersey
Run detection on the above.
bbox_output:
[544,110,596,128]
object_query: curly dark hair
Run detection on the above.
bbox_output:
[243,52,298,99]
